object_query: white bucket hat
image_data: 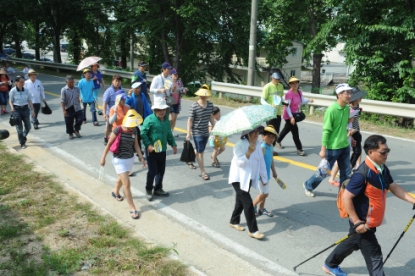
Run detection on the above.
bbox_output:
[151,97,169,110]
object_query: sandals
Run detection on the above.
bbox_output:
[187,162,197,169]
[212,162,220,168]
[200,172,210,180]
[130,210,140,219]
[111,192,124,201]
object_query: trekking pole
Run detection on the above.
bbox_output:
[293,229,358,271]
[383,204,415,265]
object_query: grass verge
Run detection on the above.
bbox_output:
[0,144,188,275]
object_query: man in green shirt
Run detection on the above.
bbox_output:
[141,97,177,201]
[261,71,284,156]
[303,83,353,197]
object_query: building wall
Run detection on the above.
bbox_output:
[322,42,346,64]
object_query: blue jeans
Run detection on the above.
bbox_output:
[14,106,31,145]
[82,102,97,122]
[304,146,351,191]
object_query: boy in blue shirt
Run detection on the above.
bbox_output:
[78,68,98,126]
[253,125,278,217]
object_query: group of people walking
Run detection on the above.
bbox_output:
[4,59,415,276]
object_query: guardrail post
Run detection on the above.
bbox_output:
[246,96,252,102]
[219,92,223,99]
[309,105,314,115]
[56,68,60,73]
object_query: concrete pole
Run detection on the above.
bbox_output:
[246,0,258,101]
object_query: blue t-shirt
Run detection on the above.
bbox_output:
[91,70,103,89]
[78,79,95,103]
[261,142,273,179]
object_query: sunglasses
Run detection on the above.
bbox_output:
[376,148,391,155]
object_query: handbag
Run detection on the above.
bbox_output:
[180,140,196,163]
[110,126,122,153]
[9,112,19,127]
[293,90,306,122]
[162,76,174,106]
[293,112,306,122]
[41,102,52,115]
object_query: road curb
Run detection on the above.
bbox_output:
[1,124,286,276]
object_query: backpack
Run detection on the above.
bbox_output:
[337,164,369,218]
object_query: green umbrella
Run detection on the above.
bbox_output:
[211,105,277,136]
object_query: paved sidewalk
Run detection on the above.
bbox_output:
[2,124,282,276]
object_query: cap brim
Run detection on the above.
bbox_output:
[151,105,169,110]
[350,91,367,102]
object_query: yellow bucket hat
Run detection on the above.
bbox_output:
[122,109,143,127]
[263,125,279,136]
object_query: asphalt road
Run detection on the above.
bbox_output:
[2,73,415,276]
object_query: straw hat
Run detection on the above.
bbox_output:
[288,76,300,83]
[27,69,38,75]
[122,109,143,127]
[83,68,91,74]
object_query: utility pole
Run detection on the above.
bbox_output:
[247,0,258,87]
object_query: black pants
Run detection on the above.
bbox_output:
[350,131,362,168]
[266,115,281,147]
[230,182,258,233]
[325,222,384,276]
[276,119,303,150]
[146,151,166,192]
[64,106,83,135]
[32,103,41,125]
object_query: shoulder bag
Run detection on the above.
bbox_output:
[9,111,19,127]
[110,126,122,153]
[292,90,306,123]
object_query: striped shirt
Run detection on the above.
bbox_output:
[113,127,137,159]
[189,101,214,137]
[351,104,361,131]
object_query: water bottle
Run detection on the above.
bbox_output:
[275,178,287,190]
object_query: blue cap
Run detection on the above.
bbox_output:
[162,62,172,69]
[171,68,178,75]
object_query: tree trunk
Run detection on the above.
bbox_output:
[12,22,22,58]
[35,21,40,60]
[53,30,62,63]
[159,3,169,63]
[174,0,182,71]
[120,37,127,69]
[312,53,323,94]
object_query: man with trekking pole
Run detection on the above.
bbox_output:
[321,135,415,276]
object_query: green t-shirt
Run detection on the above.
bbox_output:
[322,101,350,149]
[262,82,284,115]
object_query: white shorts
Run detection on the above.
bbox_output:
[258,182,269,194]
[112,156,134,174]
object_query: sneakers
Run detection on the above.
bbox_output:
[297,149,306,156]
[276,142,284,149]
[272,151,279,156]
[322,263,347,276]
[303,182,315,197]
[154,189,169,196]
[74,131,81,138]
[33,124,39,130]
[21,144,27,149]
[229,224,245,231]
[104,137,108,146]
[82,120,87,124]
[248,231,265,240]
[262,208,273,217]
[146,190,153,201]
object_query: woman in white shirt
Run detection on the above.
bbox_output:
[229,126,268,240]
[24,69,45,129]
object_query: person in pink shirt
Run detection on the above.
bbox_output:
[275,76,313,156]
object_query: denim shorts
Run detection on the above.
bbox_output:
[170,104,180,114]
[193,136,209,153]
[0,92,8,105]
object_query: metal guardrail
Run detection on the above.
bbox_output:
[8,57,155,82]
[211,81,415,119]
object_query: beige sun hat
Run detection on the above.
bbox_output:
[27,69,38,75]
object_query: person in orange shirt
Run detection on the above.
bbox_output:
[109,91,130,128]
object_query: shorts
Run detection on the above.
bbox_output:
[193,135,209,153]
[0,92,8,106]
[170,104,180,114]
[112,156,134,174]
[258,181,270,194]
